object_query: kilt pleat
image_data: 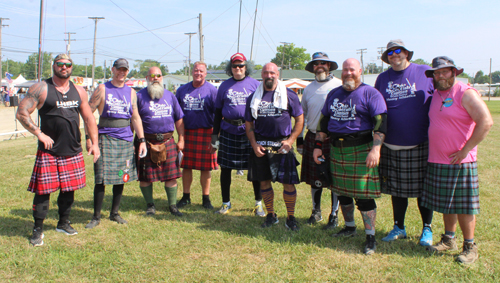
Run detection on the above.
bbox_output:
[217,129,251,169]
[136,137,182,182]
[94,134,137,185]
[181,128,218,171]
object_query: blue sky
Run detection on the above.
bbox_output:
[1,0,499,76]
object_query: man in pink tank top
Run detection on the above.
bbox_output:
[421,56,493,264]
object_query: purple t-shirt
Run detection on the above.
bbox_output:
[98,82,134,142]
[176,81,217,130]
[321,84,387,134]
[244,88,303,139]
[374,63,433,145]
[137,88,184,134]
[216,76,259,135]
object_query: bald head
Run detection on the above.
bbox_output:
[261,63,280,91]
[148,66,161,77]
[147,66,164,99]
[341,58,362,91]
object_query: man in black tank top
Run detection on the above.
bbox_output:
[16,53,100,247]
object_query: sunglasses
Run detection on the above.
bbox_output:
[387,48,402,56]
[313,61,328,66]
[56,62,73,68]
[433,69,452,77]
[150,74,162,78]
[232,64,246,69]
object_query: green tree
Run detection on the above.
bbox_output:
[474,70,489,84]
[22,52,53,80]
[271,43,310,70]
[132,59,168,78]
[2,59,24,78]
[490,71,500,84]
[364,63,382,74]
[411,58,431,66]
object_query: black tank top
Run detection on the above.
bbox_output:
[39,78,82,156]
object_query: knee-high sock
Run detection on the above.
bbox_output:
[57,190,74,223]
[330,192,339,216]
[417,197,433,229]
[140,184,154,204]
[360,209,377,236]
[340,203,355,227]
[220,168,232,203]
[392,196,408,229]
[283,186,297,217]
[93,184,105,219]
[165,185,178,206]
[311,186,322,211]
[111,184,124,215]
[261,186,274,214]
[33,194,50,229]
[252,180,262,202]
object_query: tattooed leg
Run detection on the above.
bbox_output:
[340,203,355,227]
[361,209,377,236]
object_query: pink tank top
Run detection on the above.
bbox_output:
[428,81,477,164]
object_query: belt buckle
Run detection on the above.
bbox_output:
[156,133,164,141]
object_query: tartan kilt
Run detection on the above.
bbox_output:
[379,142,428,198]
[217,129,251,169]
[94,134,137,185]
[136,137,181,182]
[28,150,86,195]
[301,131,331,187]
[330,142,381,199]
[421,162,479,215]
[181,128,218,171]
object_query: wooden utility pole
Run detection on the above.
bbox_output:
[279,42,290,79]
[89,17,104,91]
[377,47,385,72]
[84,58,88,78]
[250,0,259,61]
[199,13,204,62]
[64,32,76,57]
[185,32,196,82]
[237,0,242,52]
[37,1,44,81]
[0,18,9,87]
[357,48,367,82]
[489,58,492,101]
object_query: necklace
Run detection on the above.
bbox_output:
[436,89,450,111]
[53,79,69,94]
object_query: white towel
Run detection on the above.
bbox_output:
[250,80,288,119]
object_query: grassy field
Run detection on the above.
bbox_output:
[1,101,499,282]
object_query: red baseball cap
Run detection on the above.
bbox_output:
[230,53,247,63]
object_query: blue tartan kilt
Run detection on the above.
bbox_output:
[217,129,251,170]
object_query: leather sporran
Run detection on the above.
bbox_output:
[148,142,167,166]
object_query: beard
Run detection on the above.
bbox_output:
[53,67,72,79]
[342,76,360,91]
[147,81,164,100]
[434,76,455,91]
[264,78,275,89]
[315,68,328,81]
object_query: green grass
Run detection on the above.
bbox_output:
[1,102,500,282]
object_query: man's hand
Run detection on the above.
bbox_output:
[176,139,185,153]
[279,139,293,154]
[449,150,468,165]
[88,143,100,163]
[253,144,266,157]
[38,133,54,150]
[86,139,92,152]
[138,142,147,159]
[313,148,323,164]
[365,148,380,168]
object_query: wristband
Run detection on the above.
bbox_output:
[314,140,323,149]
[138,138,146,143]
[85,135,90,140]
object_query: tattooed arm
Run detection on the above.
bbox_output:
[130,89,147,158]
[76,86,100,163]
[16,82,54,149]
[85,84,105,151]
[366,114,387,168]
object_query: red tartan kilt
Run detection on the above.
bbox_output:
[181,128,218,171]
[28,150,86,195]
[136,138,182,182]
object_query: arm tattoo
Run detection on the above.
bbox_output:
[88,87,103,113]
[18,82,46,133]
[373,139,382,146]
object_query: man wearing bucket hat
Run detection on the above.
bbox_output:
[298,52,342,229]
[374,39,435,246]
[211,53,264,216]
[421,56,492,264]
[85,58,147,229]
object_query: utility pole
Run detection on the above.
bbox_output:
[250,0,259,61]
[37,1,44,81]
[489,58,492,101]
[0,18,9,87]
[89,17,104,91]
[237,0,242,52]
[103,60,107,80]
[199,13,204,62]
[84,58,88,78]
[64,32,76,57]
[279,42,290,79]
[357,48,367,82]
[185,32,196,82]
[377,47,385,72]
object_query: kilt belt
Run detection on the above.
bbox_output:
[224,118,245,126]
[145,132,173,142]
[330,130,372,148]
[98,117,131,128]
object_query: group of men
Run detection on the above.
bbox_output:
[18,38,492,264]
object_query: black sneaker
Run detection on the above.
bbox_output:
[202,199,214,210]
[307,209,323,225]
[146,203,156,215]
[30,227,44,247]
[285,215,300,231]
[322,215,339,230]
[364,235,377,255]
[261,213,279,228]
[109,213,128,224]
[332,226,357,237]
[85,218,101,229]
[169,205,183,217]
[56,221,78,235]
[176,197,191,209]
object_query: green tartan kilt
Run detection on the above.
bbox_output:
[329,142,381,199]
[94,134,137,185]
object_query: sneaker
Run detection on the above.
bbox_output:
[146,203,156,215]
[236,170,244,176]
[253,203,266,217]
[364,235,377,255]
[427,234,458,252]
[419,227,433,246]
[85,218,101,229]
[322,215,339,230]
[285,215,300,231]
[382,225,407,242]
[332,226,357,237]
[109,213,128,224]
[30,227,44,247]
[202,199,214,210]
[456,242,479,264]
[176,197,191,209]
[261,213,279,228]
[307,209,323,225]
[215,204,231,214]
[169,205,183,217]
[56,221,78,235]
